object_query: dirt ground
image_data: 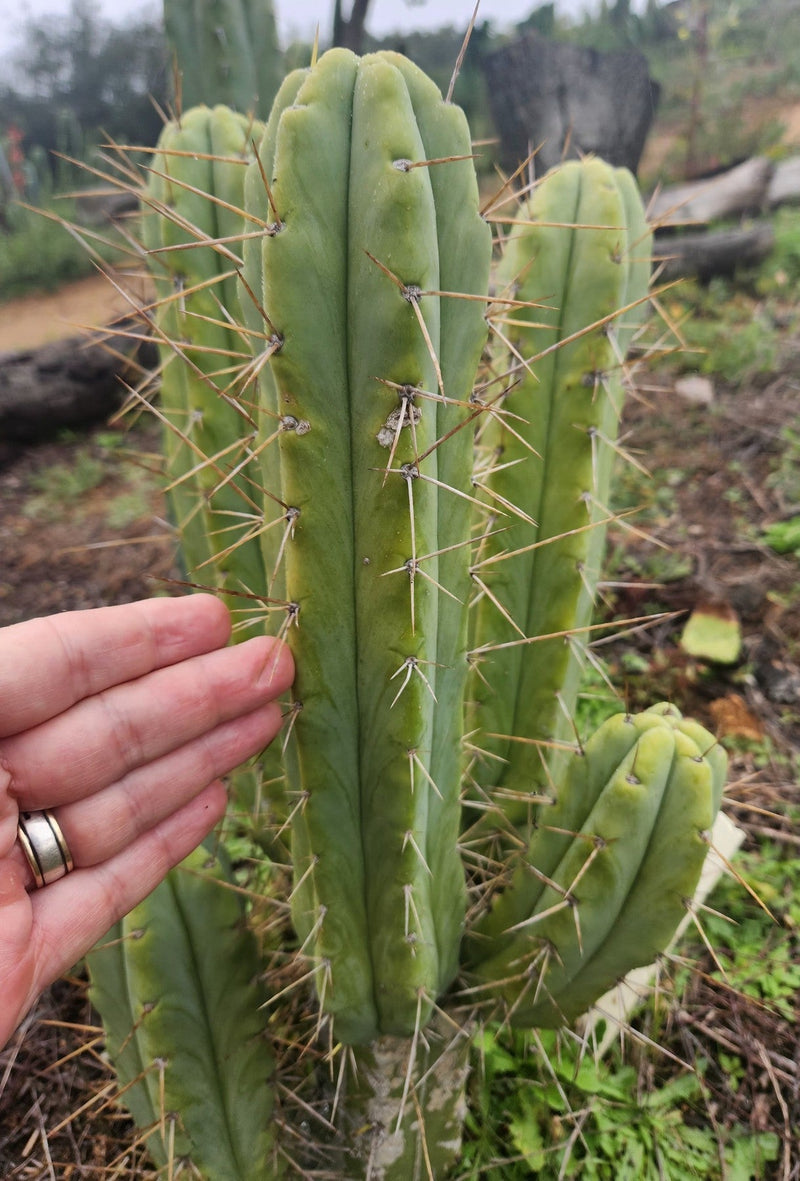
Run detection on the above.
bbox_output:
[0,277,799,1175]
[0,274,148,354]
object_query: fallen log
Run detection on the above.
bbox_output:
[767,155,800,208]
[75,188,140,225]
[0,322,155,454]
[654,222,775,282]
[649,156,773,227]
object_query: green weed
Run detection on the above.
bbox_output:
[23,448,106,520]
[104,489,153,530]
[461,1026,779,1179]
[103,460,158,529]
[766,425,800,508]
[0,201,120,302]
[22,433,160,527]
[755,208,800,297]
[762,516,800,556]
[700,835,800,1021]
[673,282,780,387]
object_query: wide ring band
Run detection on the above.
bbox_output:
[17,810,74,889]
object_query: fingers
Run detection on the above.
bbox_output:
[27,702,284,872]
[2,634,294,808]
[24,781,228,1009]
[0,595,232,738]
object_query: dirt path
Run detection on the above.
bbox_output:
[0,273,147,352]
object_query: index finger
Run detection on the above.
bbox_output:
[0,595,232,738]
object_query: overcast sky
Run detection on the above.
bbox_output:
[0,0,589,58]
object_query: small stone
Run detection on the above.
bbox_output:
[674,375,714,405]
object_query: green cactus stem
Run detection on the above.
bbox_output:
[164,0,283,114]
[87,847,279,1179]
[143,104,267,618]
[468,158,653,830]
[83,49,736,1171]
[244,47,492,1043]
[465,705,727,1028]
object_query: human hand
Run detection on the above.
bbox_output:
[0,594,294,1048]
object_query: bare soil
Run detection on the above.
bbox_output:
[0,423,176,629]
[0,274,149,354]
[0,283,799,1176]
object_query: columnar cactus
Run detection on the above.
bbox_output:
[164,0,283,114]
[468,158,653,830]
[465,704,727,1028]
[140,101,290,856]
[87,847,278,1178]
[242,47,493,1045]
[84,46,729,1180]
[142,104,267,609]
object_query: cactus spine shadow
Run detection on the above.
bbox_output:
[85,47,728,1181]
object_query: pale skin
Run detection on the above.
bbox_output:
[0,594,294,1049]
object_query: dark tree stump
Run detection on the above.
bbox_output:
[482,33,659,180]
[0,324,156,457]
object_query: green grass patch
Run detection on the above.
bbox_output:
[22,430,160,527]
[462,1026,779,1179]
[699,828,800,1022]
[0,200,120,302]
[23,447,107,520]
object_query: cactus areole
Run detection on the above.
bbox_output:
[244,49,493,1044]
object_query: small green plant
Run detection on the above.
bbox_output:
[462,1026,780,1179]
[755,207,800,296]
[0,202,119,302]
[766,424,800,508]
[22,433,160,527]
[29,448,105,499]
[23,447,106,520]
[672,277,780,387]
[105,482,154,529]
[763,515,800,556]
[700,836,800,1021]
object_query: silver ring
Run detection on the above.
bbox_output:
[17,810,74,889]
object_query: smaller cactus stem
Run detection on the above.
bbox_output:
[87,849,278,1178]
[469,159,653,836]
[465,707,726,1028]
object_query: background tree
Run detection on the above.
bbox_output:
[0,0,169,177]
[332,0,373,52]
